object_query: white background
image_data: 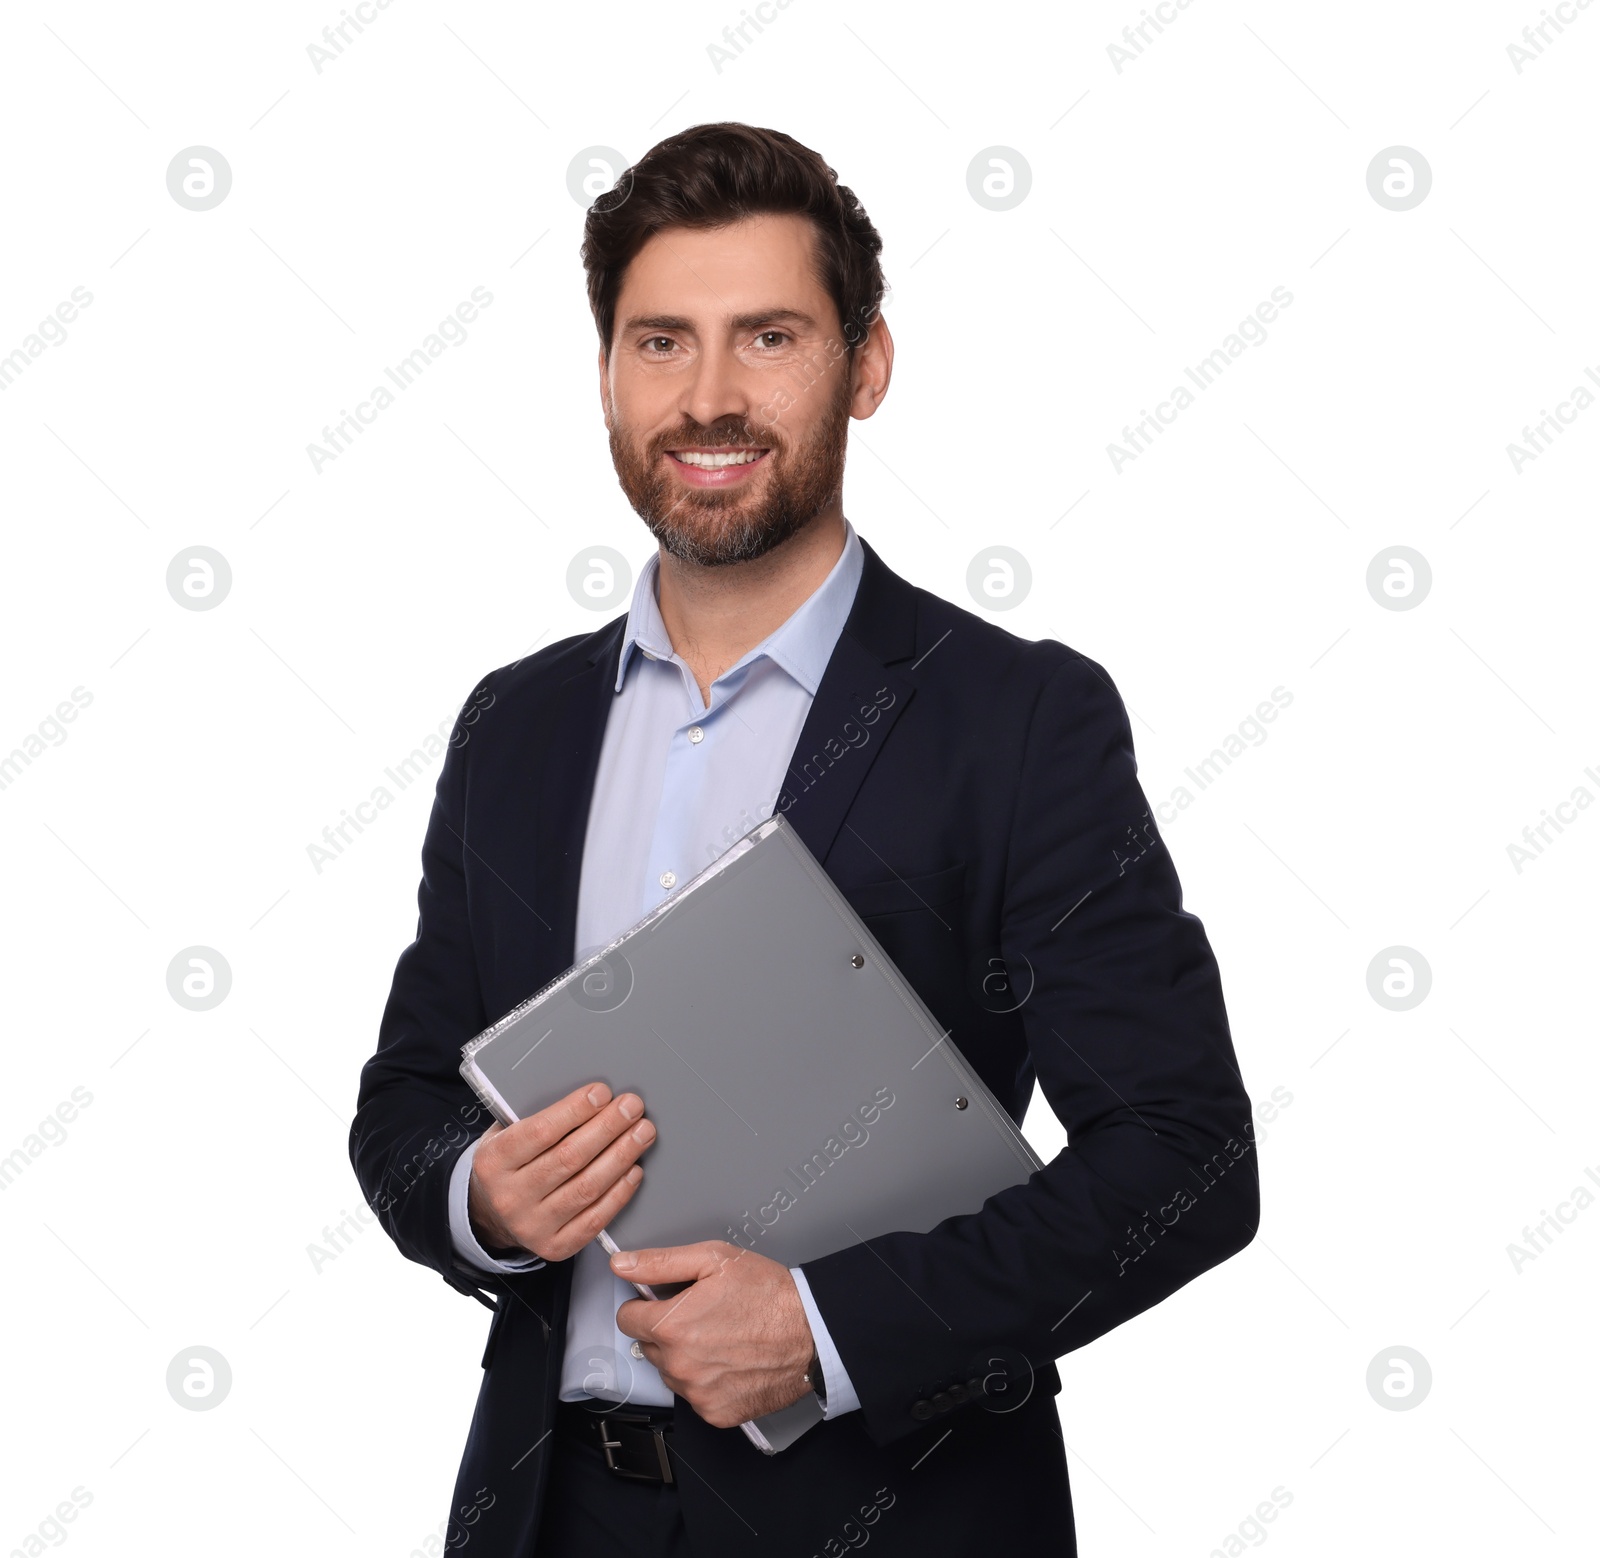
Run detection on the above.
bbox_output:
[2,1,1595,1553]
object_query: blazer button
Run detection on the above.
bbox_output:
[931,1391,953,1414]
[966,1376,985,1397]
[947,1382,969,1405]
[910,1400,934,1421]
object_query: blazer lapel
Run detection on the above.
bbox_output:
[530,621,627,970]
[777,538,920,867]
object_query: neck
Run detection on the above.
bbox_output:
[655,509,847,703]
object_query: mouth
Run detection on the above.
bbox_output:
[663,445,771,488]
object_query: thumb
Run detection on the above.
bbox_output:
[610,1239,734,1283]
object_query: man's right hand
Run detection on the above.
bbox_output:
[467,1082,655,1262]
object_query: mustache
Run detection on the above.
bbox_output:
[649,423,778,454]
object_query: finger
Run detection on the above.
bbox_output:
[493,1081,623,1172]
[539,1115,657,1229]
[544,1162,645,1263]
[510,1080,615,1167]
[522,1091,649,1197]
[609,1239,729,1284]
[614,1298,662,1342]
[482,1082,603,1172]
[616,1291,694,1344]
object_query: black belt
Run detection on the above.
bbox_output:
[556,1399,677,1484]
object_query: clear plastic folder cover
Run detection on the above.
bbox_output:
[459,814,1042,1452]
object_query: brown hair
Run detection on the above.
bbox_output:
[581,122,887,360]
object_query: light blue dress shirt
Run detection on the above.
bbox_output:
[447,519,865,1421]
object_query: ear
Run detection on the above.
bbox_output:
[598,345,612,430]
[847,314,893,422]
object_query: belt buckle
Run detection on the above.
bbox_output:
[597,1411,675,1485]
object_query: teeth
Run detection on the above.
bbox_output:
[674,449,765,468]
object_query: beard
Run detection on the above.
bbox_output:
[606,372,851,567]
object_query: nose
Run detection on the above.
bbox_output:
[680,341,754,437]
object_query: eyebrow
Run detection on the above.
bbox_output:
[619,308,820,337]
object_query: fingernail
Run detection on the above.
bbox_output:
[617,1094,642,1120]
[587,1083,609,1107]
[611,1251,637,1270]
[632,1120,655,1144]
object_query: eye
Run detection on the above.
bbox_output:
[754,330,790,348]
[643,336,676,354]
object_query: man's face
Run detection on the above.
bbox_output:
[600,214,863,567]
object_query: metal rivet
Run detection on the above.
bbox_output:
[955,1096,968,1110]
[850,953,864,968]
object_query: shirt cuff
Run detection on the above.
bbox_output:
[789,1265,860,1418]
[448,1136,547,1274]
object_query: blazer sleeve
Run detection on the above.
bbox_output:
[797,649,1259,1447]
[348,672,522,1306]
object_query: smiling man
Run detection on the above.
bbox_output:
[350,122,1258,1558]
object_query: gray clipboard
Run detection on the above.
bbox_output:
[460,813,1042,1453]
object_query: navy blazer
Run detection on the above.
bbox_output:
[350,537,1258,1557]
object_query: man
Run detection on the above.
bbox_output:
[350,122,1258,1557]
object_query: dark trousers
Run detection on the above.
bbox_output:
[534,1406,693,1557]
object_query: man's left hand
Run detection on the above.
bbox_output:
[612,1240,816,1428]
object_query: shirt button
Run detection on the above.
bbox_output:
[659,870,676,889]
[630,1341,644,1360]
[688,725,704,744]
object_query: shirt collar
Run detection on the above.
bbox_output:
[614,519,864,698]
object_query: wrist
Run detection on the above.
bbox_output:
[805,1346,827,1408]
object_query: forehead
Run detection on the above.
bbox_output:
[616,213,830,321]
